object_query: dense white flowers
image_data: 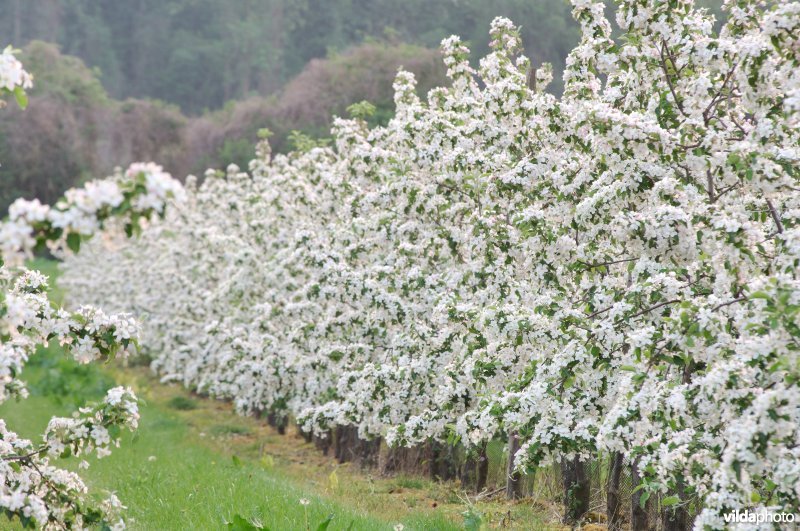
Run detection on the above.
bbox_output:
[0,162,184,264]
[0,265,141,529]
[0,46,32,106]
[0,386,138,529]
[61,1,800,528]
[0,47,170,529]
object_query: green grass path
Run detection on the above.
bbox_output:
[2,344,463,531]
[4,395,386,530]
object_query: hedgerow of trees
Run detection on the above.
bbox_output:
[60,1,800,529]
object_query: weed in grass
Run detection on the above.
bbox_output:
[167,395,198,410]
[394,477,425,490]
[462,505,483,531]
[210,424,252,437]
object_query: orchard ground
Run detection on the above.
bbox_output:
[0,260,562,531]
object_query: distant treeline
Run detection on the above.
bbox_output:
[0,40,446,212]
[0,0,724,212]
[1,0,581,113]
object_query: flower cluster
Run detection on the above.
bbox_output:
[0,267,140,529]
[0,270,139,401]
[0,162,185,264]
[61,1,800,528]
[0,387,138,529]
[0,46,32,109]
[0,49,150,530]
[44,386,139,460]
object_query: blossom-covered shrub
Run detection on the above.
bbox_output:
[62,0,800,527]
[0,49,183,529]
[0,161,184,265]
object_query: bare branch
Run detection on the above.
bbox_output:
[766,198,784,234]
[659,41,686,116]
[628,299,681,320]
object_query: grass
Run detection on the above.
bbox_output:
[0,260,562,530]
[166,395,198,410]
[1,377,409,530]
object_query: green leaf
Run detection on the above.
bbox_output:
[227,514,264,531]
[639,490,651,509]
[13,86,27,110]
[662,495,681,507]
[66,232,81,253]
[260,455,274,469]
[346,100,376,119]
[315,515,334,531]
[231,455,242,467]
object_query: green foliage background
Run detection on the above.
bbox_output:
[1,0,580,113]
[0,0,723,212]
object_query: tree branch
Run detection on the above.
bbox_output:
[766,198,784,234]
[628,299,681,320]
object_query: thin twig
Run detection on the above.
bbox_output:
[711,297,747,312]
[628,299,681,319]
[766,198,784,234]
[659,41,686,116]
[576,257,636,270]
[1,446,46,461]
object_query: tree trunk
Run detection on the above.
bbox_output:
[631,459,649,531]
[381,445,404,475]
[606,452,624,530]
[476,442,489,492]
[440,443,457,481]
[461,450,477,488]
[298,424,312,443]
[341,426,361,463]
[266,412,287,434]
[355,437,381,469]
[561,455,590,525]
[334,425,351,463]
[313,431,331,456]
[662,477,688,531]
[506,432,524,499]
[427,441,437,479]
[462,442,490,492]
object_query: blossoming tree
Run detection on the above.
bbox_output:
[0,48,183,529]
[60,0,800,528]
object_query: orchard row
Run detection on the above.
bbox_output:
[50,1,800,528]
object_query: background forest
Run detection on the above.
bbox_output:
[0,0,721,212]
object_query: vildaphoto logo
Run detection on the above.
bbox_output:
[723,509,797,525]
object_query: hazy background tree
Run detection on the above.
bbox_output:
[0,0,580,112]
[0,0,723,211]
